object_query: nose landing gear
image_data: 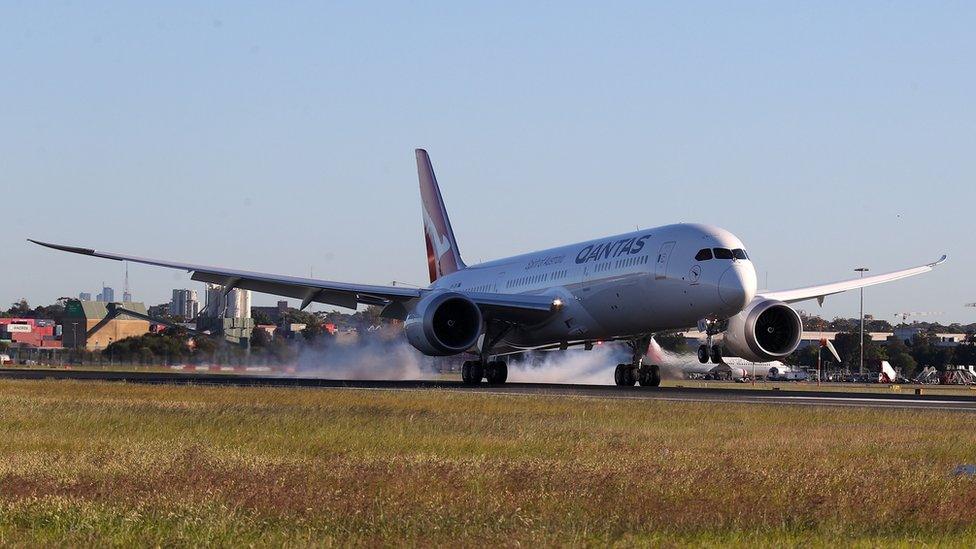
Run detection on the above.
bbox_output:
[697,343,724,364]
[697,319,727,364]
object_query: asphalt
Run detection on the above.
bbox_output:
[4,367,976,411]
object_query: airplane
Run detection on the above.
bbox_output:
[30,149,947,387]
[645,337,791,380]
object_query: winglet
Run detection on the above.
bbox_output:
[28,239,99,257]
[931,254,948,267]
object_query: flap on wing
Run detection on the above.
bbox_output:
[759,255,947,304]
[466,291,561,324]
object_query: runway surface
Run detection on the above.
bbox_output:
[3,368,976,411]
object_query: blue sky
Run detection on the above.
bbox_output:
[2,2,973,323]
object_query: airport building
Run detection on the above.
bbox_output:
[62,300,151,350]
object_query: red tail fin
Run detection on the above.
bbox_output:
[416,149,465,282]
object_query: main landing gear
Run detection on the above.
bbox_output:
[461,359,508,385]
[614,335,661,387]
[461,322,511,386]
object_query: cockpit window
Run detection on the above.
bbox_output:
[695,248,713,261]
[713,248,734,260]
[732,248,749,260]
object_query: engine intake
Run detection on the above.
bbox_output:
[723,299,802,362]
[404,292,483,356]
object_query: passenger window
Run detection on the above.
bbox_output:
[713,248,734,260]
[695,249,713,261]
[732,248,748,260]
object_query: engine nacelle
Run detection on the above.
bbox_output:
[723,298,803,363]
[404,292,483,356]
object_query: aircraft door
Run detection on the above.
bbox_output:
[655,241,675,280]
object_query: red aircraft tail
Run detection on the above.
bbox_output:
[416,149,466,282]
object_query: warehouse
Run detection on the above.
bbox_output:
[61,300,150,350]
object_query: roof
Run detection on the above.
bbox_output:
[65,301,149,321]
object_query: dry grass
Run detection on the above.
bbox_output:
[1,379,976,547]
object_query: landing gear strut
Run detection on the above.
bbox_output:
[615,335,661,387]
[461,322,512,386]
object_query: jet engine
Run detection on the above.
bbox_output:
[723,298,803,363]
[404,292,483,356]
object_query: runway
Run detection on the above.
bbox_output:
[3,368,976,411]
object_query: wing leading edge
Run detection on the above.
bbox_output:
[758,255,947,305]
[28,239,421,309]
[28,239,560,322]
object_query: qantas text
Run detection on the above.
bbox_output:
[575,235,652,264]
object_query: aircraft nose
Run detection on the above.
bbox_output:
[718,264,756,311]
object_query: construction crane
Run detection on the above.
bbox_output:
[893,311,943,323]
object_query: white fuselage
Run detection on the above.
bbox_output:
[431,223,758,351]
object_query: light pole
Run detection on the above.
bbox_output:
[855,267,870,375]
[71,322,79,366]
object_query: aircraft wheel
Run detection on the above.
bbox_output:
[614,364,626,385]
[639,364,662,387]
[614,364,637,386]
[709,344,723,364]
[697,345,709,364]
[485,360,508,385]
[461,361,484,385]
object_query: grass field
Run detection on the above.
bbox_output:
[2,379,976,546]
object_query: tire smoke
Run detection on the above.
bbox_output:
[293,338,438,380]
[506,345,630,385]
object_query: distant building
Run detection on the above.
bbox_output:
[123,291,132,302]
[254,324,277,339]
[198,284,254,345]
[79,292,92,301]
[892,326,968,347]
[0,318,61,348]
[62,300,150,350]
[169,289,200,319]
[202,285,252,319]
[101,286,115,303]
[251,300,290,324]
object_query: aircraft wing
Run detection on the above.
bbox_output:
[28,239,561,322]
[758,255,947,305]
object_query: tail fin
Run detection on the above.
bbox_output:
[416,149,465,282]
[880,361,897,383]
